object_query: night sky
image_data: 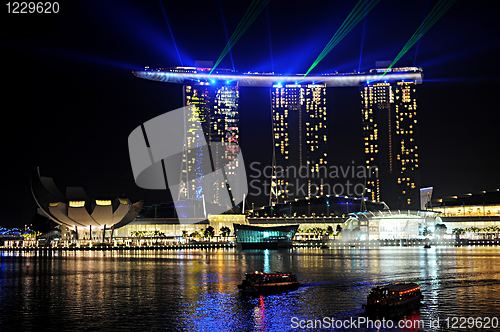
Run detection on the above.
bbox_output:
[2,0,499,227]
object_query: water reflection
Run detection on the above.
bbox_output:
[0,247,500,331]
[263,250,270,273]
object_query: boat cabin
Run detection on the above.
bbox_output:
[244,272,297,284]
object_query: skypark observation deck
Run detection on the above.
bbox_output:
[133,66,423,87]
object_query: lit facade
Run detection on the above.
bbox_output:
[432,204,500,217]
[271,83,328,202]
[361,71,421,210]
[346,210,438,240]
[429,190,500,231]
[233,223,299,249]
[134,66,423,87]
[31,167,143,241]
[181,81,240,205]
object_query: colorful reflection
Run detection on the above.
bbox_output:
[0,248,500,331]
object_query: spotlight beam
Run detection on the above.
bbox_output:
[382,0,457,76]
[218,0,235,71]
[304,0,380,77]
[413,0,430,67]
[266,5,274,73]
[358,2,369,73]
[210,0,271,75]
[159,0,183,66]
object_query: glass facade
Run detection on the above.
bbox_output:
[114,222,204,238]
[432,204,500,217]
[346,211,437,240]
[234,224,299,244]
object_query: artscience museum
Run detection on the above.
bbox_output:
[31,167,143,242]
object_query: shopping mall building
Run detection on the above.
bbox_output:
[429,189,500,231]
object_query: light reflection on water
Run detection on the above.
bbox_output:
[0,247,500,331]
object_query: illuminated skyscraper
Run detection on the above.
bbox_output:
[271,83,328,203]
[181,77,240,206]
[133,65,422,209]
[361,68,421,210]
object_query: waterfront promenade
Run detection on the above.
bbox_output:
[2,238,500,251]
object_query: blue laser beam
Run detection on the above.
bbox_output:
[413,0,430,67]
[357,2,369,73]
[159,0,183,66]
[218,0,235,72]
[266,5,274,73]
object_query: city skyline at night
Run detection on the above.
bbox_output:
[2,0,499,227]
[2,2,500,330]
[135,65,423,211]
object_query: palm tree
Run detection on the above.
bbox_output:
[204,226,215,241]
[312,227,325,240]
[336,224,343,235]
[435,223,447,236]
[452,228,465,239]
[492,226,500,239]
[190,231,201,240]
[468,226,479,234]
[220,226,231,241]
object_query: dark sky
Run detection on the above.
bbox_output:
[1,0,499,227]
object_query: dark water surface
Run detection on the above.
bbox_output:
[1,247,500,331]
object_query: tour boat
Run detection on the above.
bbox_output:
[238,271,300,294]
[362,282,423,313]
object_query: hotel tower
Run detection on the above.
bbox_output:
[361,68,421,210]
[181,73,240,207]
[270,83,328,203]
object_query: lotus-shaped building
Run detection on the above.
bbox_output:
[31,167,143,241]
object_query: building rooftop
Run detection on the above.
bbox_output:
[133,67,423,87]
[432,189,500,207]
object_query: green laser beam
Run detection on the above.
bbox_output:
[304,0,380,77]
[211,0,267,73]
[210,0,271,75]
[211,0,262,73]
[321,0,366,53]
[399,0,449,54]
[388,0,454,67]
[304,0,379,76]
[325,0,378,52]
[382,0,457,77]
[226,0,259,46]
[323,0,372,50]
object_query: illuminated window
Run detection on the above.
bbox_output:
[69,201,85,207]
[96,200,112,206]
[119,198,129,205]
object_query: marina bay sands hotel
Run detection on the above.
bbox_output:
[133,64,423,211]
